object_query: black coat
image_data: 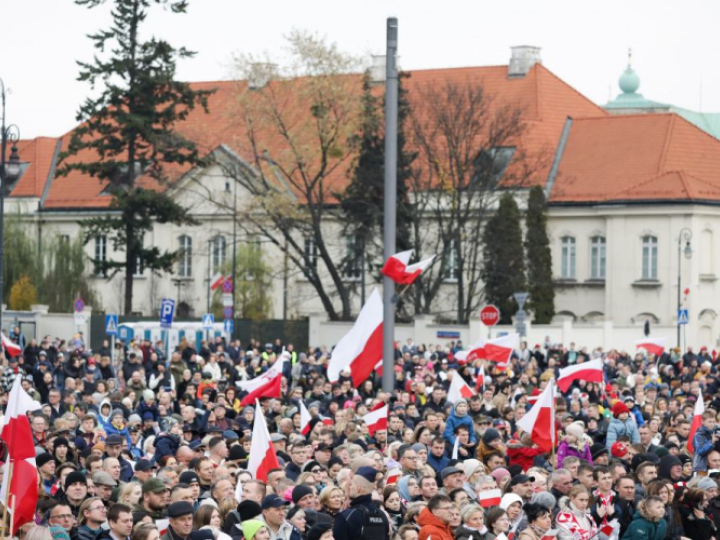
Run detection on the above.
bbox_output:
[333,495,390,540]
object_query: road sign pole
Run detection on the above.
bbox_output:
[111,334,115,362]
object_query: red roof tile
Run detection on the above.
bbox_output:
[11,137,60,198]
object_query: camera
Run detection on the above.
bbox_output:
[713,426,720,436]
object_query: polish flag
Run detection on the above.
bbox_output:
[557,359,604,392]
[476,364,488,392]
[236,358,285,406]
[386,469,401,485]
[465,338,486,363]
[364,403,388,436]
[382,250,436,285]
[1,334,21,358]
[478,488,502,508]
[484,334,519,363]
[300,400,312,436]
[455,350,469,365]
[688,388,704,454]
[156,519,170,537]
[539,530,558,540]
[516,381,556,452]
[0,376,41,533]
[327,288,383,387]
[448,372,475,403]
[634,337,668,357]
[209,273,226,291]
[599,520,619,537]
[246,399,280,482]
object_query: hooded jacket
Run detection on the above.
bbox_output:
[621,502,667,540]
[605,417,639,449]
[692,424,719,471]
[418,507,453,540]
[506,438,545,472]
[443,400,476,445]
[658,455,683,482]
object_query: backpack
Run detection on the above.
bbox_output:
[356,503,387,540]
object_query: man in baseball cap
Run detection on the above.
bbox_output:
[137,477,169,519]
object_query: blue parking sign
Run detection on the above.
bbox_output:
[224,319,234,334]
[160,299,176,329]
[105,314,119,336]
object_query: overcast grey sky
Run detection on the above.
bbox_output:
[5,0,720,138]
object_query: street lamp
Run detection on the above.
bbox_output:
[677,227,692,348]
[0,78,22,338]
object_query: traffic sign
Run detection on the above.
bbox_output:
[513,292,529,309]
[105,314,119,336]
[202,313,214,330]
[480,305,500,326]
[224,319,234,334]
[159,299,176,329]
[222,293,234,307]
[223,306,234,320]
[74,297,85,313]
[222,279,234,293]
[678,309,689,325]
[74,312,87,326]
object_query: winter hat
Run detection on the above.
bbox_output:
[565,421,585,441]
[482,428,501,446]
[461,459,483,479]
[143,390,155,402]
[590,443,609,460]
[308,524,332,540]
[242,520,267,540]
[49,527,70,540]
[36,453,54,469]
[64,471,87,489]
[292,485,314,505]
[411,443,427,454]
[530,491,556,511]
[500,493,523,511]
[53,437,69,450]
[237,500,262,522]
[453,398,468,410]
[110,408,124,419]
[611,442,628,459]
[612,402,630,418]
[489,467,510,484]
[696,477,718,491]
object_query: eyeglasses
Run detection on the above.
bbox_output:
[89,506,106,512]
[437,506,453,511]
[311,468,322,473]
[51,514,74,520]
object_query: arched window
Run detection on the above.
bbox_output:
[590,236,606,279]
[641,235,658,280]
[211,236,227,273]
[178,235,192,277]
[560,236,576,279]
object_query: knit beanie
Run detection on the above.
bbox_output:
[530,491,556,511]
[565,421,585,441]
[482,428,501,446]
[37,453,54,469]
[292,485,314,504]
[696,477,718,491]
[64,471,87,489]
[612,401,630,418]
[308,523,332,540]
[237,501,262,522]
[243,520,267,540]
[49,527,70,540]
[143,390,155,402]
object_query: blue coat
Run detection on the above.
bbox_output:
[443,409,476,445]
[606,417,640,448]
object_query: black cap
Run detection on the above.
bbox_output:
[315,442,332,452]
[308,524,333,540]
[178,471,200,485]
[167,501,194,518]
[237,500,262,521]
[441,466,463,480]
[292,485,314,504]
[134,459,153,472]
[262,494,290,509]
[106,434,124,446]
[36,453,54,468]
[190,532,214,540]
[509,474,535,486]
[64,471,87,490]
[228,445,245,462]
[355,466,378,483]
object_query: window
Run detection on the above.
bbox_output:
[560,236,576,279]
[94,235,107,277]
[211,236,227,273]
[642,235,658,280]
[343,236,362,280]
[60,234,70,244]
[245,240,262,281]
[590,236,606,279]
[471,147,516,189]
[444,240,459,282]
[304,236,318,271]
[133,235,144,277]
[178,235,192,277]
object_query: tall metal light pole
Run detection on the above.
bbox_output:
[382,18,399,393]
[677,227,692,348]
[0,79,21,338]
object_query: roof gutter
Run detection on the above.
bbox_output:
[545,116,573,199]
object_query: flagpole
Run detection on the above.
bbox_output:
[1,462,13,538]
[8,494,15,538]
[550,381,557,467]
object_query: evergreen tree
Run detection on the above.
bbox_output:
[525,186,555,323]
[482,193,526,324]
[59,0,211,314]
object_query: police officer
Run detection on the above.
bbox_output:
[333,467,390,540]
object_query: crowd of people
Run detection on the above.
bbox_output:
[1,327,719,540]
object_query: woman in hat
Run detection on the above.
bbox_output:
[500,494,527,538]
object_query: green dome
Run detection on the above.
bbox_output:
[619,66,640,94]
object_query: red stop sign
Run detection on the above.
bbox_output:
[480,305,500,326]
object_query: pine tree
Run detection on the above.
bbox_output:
[525,186,555,323]
[482,193,526,324]
[59,0,211,314]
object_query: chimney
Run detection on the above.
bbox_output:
[247,62,277,90]
[369,55,386,84]
[508,46,542,77]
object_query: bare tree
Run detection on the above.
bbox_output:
[407,80,546,323]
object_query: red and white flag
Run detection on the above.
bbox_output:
[327,288,383,387]
[156,519,170,537]
[363,403,388,436]
[0,376,41,533]
[688,388,704,454]
[386,468,401,485]
[382,250,436,285]
[447,372,475,403]
[209,273,226,291]
[516,381,556,452]
[539,530,558,540]
[300,400,312,436]
[557,359,604,393]
[236,358,285,406]
[484,334,519,363]
[599,519,619,536]
[634,337,667,357]
[476,364,488,392]
[246,399,280,482]
[465,338,486,363]
[1,334,21,358]
[478,488,502,508]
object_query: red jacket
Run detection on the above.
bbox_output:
[507,439,545,471]
[418,507,453,540]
